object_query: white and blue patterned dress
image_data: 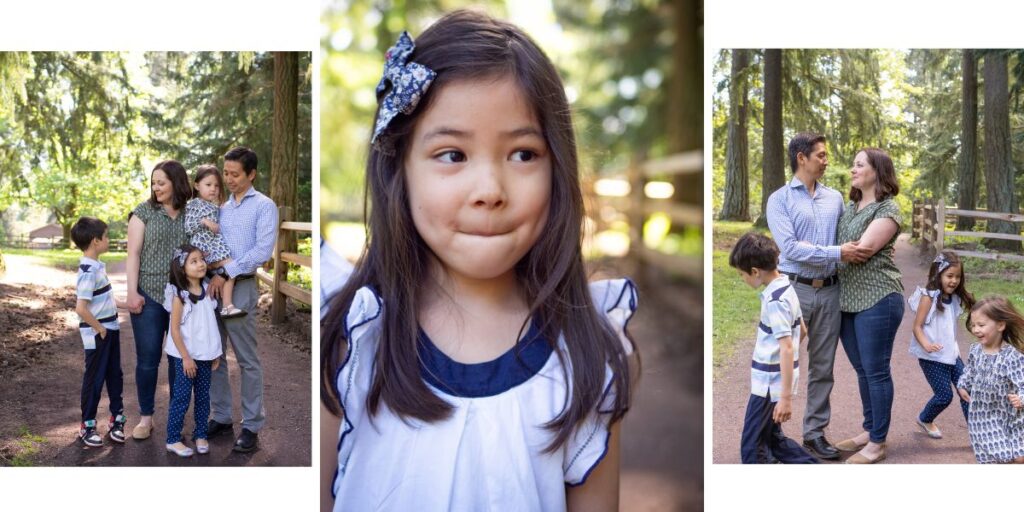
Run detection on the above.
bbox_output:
[330,279,636,511]
[184,198,231,264]
[957,343,1024,463]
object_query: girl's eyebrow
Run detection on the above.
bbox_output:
[421,125,543,143]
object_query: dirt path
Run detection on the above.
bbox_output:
[0,255,311,466]
[612,265,704,511]
[712,234,976,463]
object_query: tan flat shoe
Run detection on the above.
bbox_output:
[835,437,868,452]
[132,422,153,440]
[845,446,886,464]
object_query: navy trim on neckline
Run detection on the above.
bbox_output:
[417,318,553,398]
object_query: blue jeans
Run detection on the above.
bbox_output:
[840,292,904,444]
[129,289,173,416]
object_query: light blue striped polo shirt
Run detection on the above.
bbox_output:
[76,257,119,349]
[765,177,845,279]
[219,185,279,278]
[751,275,803,401]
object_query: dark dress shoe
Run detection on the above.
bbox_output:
[208,420,233,438]
[233,428,259,453]
[803,436,840,460]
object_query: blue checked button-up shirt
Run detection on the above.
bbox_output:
[220,186,278,278]
[76,257,120,349]
[765,177,845,279]
[751,275,803,401]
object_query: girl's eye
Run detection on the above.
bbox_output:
[437,150,466,163]
[511,150,537,162]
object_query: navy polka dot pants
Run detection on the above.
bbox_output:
[918,357,969,424]
[166,356,213,444]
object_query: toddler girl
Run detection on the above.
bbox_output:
[185,164,244,317]
[907,251,974,438]
[163,244,223,457]
[957,295,1024,463]
[320,11,636,510]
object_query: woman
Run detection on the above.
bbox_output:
[834,148,904,464]
[126,160,190,439]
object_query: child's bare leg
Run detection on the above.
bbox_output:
[223,277,236,308]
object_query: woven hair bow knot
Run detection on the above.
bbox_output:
[372,31,436,144]
[174,248,189,266]
[933,252,951,275]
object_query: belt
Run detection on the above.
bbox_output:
[234,273,255,282]
[783,272,838,289]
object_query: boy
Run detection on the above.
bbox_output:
[729,232,817,464]
[71,217,128,447]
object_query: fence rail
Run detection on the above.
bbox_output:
[592,150,702,280]
[254,206,313,324]
[911,198,1024,262]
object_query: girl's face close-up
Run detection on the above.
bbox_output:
[404,75,552,281]
[850,151,875,191]
[970,310,1005,347]
[185,250,207,280]
[197,173,222,203]
[152,169,172,204]
[940,264,961,296]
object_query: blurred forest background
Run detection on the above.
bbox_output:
[0,51,312,260]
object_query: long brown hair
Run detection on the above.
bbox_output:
[320,10,634,452]
[147,160,192,211]
[849,147,900,203]
[925,251,975,313]
[968,296,1024,353]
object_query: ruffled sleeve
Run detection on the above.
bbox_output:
[163,283,194,324]
[333,286,384,495]
[563,278,637,486]
[908,286,940,324]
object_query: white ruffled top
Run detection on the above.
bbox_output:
[907,286,963,364]
[331,279,637,511]
[162,282,224,361]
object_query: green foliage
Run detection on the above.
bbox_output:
[285,235,313,294]
[711,220,766,374]
[5,426,45,467]
[3,247,126,271]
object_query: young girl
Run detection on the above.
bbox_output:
[320,11,636,510]
[907,251,975,438]
[956,295,1024,463]
[163,244,223,457]
[185,164,244,318]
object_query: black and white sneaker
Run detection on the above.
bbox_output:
[80,420,103,447]
[108,414,127,444]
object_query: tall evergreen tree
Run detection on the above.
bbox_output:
[720,49,750,221]
[982,51,1021,251]
[957,49,978,230]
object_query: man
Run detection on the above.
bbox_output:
[207,146,278,452]
[765,133,870,460]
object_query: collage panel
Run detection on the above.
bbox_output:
[711,48,1024,465]
[319,1,704,510]
[0,51,313,466]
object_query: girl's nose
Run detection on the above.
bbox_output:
[468,164,506,209]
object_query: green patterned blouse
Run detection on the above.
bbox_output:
[837,198,904,313]
[131,201,187,301]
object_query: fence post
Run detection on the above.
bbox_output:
[936,198,945,254]
[911,200,918,239]
[270,206,290,324]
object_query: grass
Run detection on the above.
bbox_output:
[2,247,127,271]
[711,221,766,374]
[6,426,45,467]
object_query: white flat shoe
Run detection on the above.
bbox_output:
[166,443,194,457]
[195,439,209,454]
[916,419,943,439]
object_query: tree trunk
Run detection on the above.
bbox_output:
[956,49,977,231]
[755,49,784,228]
[982,52,1021,251]
[271,52,298,256]
[668,0,702,207]
[720,49,751,221]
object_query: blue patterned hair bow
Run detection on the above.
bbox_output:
[174,248,189,266]
[934,252,951,275]
[372,31,436,145]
